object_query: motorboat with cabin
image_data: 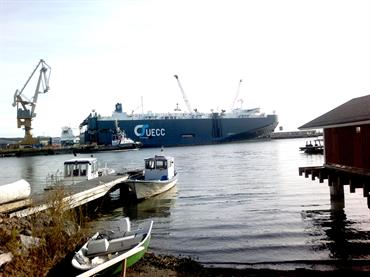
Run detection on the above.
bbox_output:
[126,155,178,200]
[299,138,324,154]
[45,157,115,190]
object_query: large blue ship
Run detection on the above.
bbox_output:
[80,103,278,148]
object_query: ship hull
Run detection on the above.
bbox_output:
[84,115,278,147]
[83,115,278,147]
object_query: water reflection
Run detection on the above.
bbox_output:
[124,186,178,220]
[302,208,370,260]
[92,186,177,230]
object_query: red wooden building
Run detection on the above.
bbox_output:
[298,94,370,208]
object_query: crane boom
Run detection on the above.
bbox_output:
[174,75,193,114]
[12,59,51,145]
[230,79,242,111]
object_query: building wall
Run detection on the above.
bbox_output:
[324,124,370,170]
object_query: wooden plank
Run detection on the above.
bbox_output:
[9,175,128,218]
[0,199,32,213]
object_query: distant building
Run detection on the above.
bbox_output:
[299,94,370,171]
[271,130,321,139]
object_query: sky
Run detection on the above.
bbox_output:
[0,0,369,138]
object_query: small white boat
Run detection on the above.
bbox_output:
[45,157,115,190]
[127,155,178,200]
[0,179,31,205]
[72,218,153,275]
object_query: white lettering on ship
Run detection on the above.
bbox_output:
[134,124,165,137]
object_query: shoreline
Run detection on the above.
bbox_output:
[125,252,370,277]
[1,211,370,276]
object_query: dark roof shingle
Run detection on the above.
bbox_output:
[299,94,370,129]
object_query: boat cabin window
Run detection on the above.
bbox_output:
[80,164,88,176]
[64,162,89,177]
[145,159,155,169]
[156,160,167,169]
[64,165,72,177]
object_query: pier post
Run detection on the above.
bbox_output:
[363,184,369,198]
[329,175,344,201]
[349,179,356,193]
[119,183,130,200]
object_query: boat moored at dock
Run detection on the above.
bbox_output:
[45,157,115,189]
[127,155,178,200]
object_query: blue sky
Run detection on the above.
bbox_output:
[1,0,369,137]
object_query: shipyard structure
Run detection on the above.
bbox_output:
[80,103,278,148]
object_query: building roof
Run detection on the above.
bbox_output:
[299,94,370,129]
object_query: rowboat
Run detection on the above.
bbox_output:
[127,155,178,200]
[72,218,153,276]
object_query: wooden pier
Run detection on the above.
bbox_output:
[0,174,130,218]
[299,164,370,208]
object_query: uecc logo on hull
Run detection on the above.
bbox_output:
[134,124,166,137]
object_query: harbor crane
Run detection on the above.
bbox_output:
[174,75,193,114]
[12,59,51,145]
[230,79,242,111]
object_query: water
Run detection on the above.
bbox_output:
[1,138,370,269]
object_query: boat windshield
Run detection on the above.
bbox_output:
[145,159,155,169]
[156,160,167,169]
[145,159,168,169]
[64,163,89,177]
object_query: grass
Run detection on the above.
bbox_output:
[0,186,89,276]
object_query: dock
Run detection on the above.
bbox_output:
[299,165,370,208]
[1,174,131,218]
[0,144,141,158]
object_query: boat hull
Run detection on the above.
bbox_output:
[83,115,278,147]
[109,231,151,275]
[127,175,178,200]
[72,220,153,276]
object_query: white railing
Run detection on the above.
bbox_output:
[45,169,63,187]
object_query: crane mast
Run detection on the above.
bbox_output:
[12,59,51,145]
[174,75,193,114]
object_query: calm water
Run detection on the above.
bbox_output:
[1,138,370,269]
